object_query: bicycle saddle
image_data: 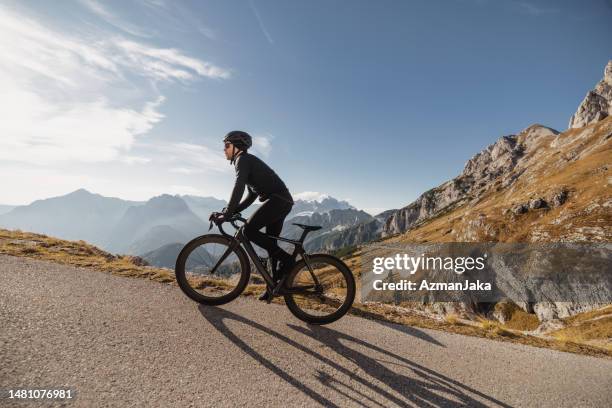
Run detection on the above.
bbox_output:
[292,223,322,231]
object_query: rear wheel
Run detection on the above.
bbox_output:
[283,254,355,325]
[175,234,250,305]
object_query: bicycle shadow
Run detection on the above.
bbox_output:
[197,305,510,407]
[351,307,446,347]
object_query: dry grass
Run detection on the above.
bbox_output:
[0,228,176,284]
[504,309,540,331]
[444,313,460,325]
[477,317,516,338]
[551,306,612,352]
[493,302,541,331]
[564,305,612,325]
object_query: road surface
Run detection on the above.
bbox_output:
[1,254,611,407]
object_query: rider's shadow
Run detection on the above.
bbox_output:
[198,305,510,408]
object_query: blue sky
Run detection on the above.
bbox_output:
[0,0,610,214]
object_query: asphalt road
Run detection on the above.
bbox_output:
[1,254,611,407]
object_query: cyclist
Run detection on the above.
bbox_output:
[211,130,295,301]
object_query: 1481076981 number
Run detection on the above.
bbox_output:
[5,388,75,399]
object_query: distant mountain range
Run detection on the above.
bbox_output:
[0,189,143,248]
[0,188,364,265]
[289,195,354,217]
[102,194,208,254]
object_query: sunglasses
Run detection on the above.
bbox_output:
[224,142,232,149]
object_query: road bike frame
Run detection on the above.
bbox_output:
[213,215,322,296]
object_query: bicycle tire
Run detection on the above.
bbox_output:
[175,234,251,305]
[283,254,356,325]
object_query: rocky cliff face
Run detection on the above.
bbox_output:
[288,196,354,218]
[304,218,380,252]
[386,118,611,244]
[296,209,398,253]
[383,125,560,237]
[569,60,612,129]
[282,208,374,251]
[384,61,612,239]
[353,61,612,323]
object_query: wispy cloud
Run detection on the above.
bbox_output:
[0,90,165,165]
[139,141,232,174]
[248,0,274,45]
[78,0,154,37]
[169,167,193,174]
[252,134,273,157]
[197,25,217,40]
[0,5,231,166]
[0,164,115,205]
[116,40,231,80]
[119,155,153,165]
[134,0,218,41]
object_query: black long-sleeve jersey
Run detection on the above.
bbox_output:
[224,152,293,216]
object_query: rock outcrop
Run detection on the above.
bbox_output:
[383,124,559,236]
[569,60,612,129]
[300,208,398,253]
[384,61,612,239]
[281,208,374,251]
[305,218,380,252]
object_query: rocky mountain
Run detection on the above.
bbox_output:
[0,189,142,248]
[569,60,612,129]
[293,209,398,252]
[127,225,190,256]
[383,124,561,236]
[390,118,611,244]
[103,194,208,254]
[288,195,354,218]
[305,218,379,252]
[350,60,612,323]
[140,242,186,269]
[383,60,612,241]
[180,195,227,221]
[281,208,374,249]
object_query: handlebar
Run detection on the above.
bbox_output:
[229,214,247,230]
[209,213,247,238]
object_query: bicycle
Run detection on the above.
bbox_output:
[174,213,356,325]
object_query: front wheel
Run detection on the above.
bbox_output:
[283,254,356,325]
[175,234,251,305]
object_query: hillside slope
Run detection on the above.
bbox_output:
[387,117,610,243]
[383,61,612,241]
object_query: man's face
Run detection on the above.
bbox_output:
[223,142,233,160]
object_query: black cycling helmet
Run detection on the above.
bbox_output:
[223,130,252,150]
